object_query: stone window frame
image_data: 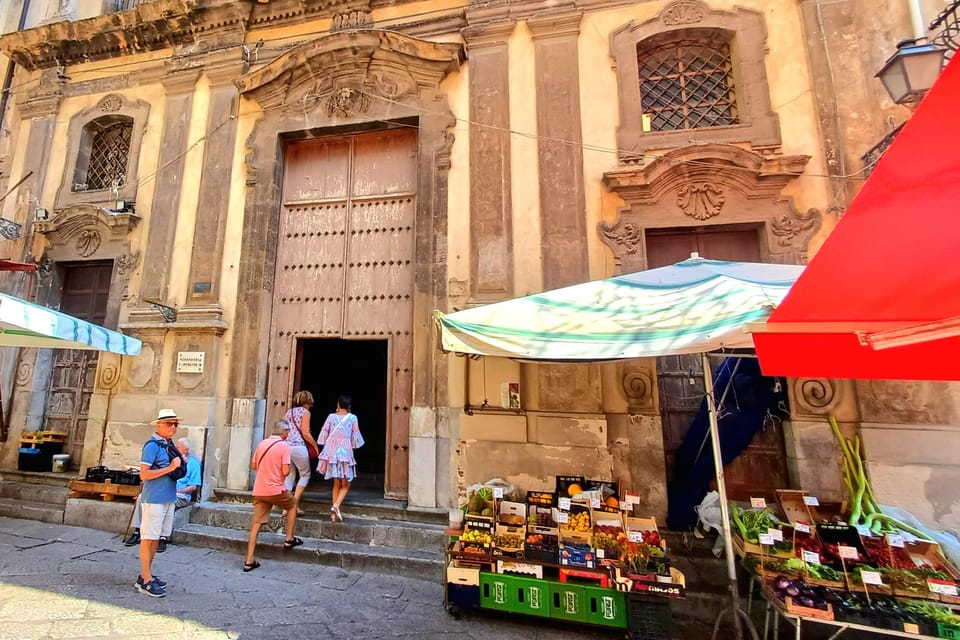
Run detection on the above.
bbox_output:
[74,115,134,192]
[610,0,780,155]
[56,94,150,209]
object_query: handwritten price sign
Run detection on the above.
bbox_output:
[802,550,821,565]
[558,498,571,511]
[795,522,811,534]
[861,570,884,586]
[838,545,859,560]
[802,495,820,506]
[758,533,775,546]
[750,497,767,509]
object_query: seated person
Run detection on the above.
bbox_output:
[124,437,202,551]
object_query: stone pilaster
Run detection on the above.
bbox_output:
[528,10,588,289]
[462,20,515,302]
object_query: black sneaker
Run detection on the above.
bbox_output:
[136,577,166,598]
[123,530,141,547]
[135,575,166,588]
[157,537,168,553]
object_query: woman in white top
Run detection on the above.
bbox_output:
[283,390,321,515]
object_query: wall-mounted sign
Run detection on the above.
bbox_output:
[176,351,205,374]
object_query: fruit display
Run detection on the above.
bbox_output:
[560,510,591,533]
[467,487,494,516]
[593,532,620,559]
[495,534,524,549]
[460,529,492,546]
[566,483,583,498]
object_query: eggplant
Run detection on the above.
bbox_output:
[775,576,792,591]
[784,585,801,598]
[796,596,816,608]
[800,587,816,599]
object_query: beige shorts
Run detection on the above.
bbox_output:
[252,491,297,526]
[140,502,175,540]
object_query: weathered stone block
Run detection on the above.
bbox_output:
[531,413,606,448]
[408,435,438,509]
[459,413,527,443]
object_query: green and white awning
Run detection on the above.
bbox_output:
[0,291,142,355]
[436,257,803,361]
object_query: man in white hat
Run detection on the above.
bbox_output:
[135,408,185,597]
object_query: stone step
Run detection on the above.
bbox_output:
[174,521,444,581]
[0,470,75,488]
[0,479,71,505]
[0,496,64,525]
[190,502,449,552]
[212,487,449,525]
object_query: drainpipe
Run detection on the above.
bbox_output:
[907,0,925,40]
[0,0,31,139]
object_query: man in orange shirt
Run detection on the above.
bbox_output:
[243,420,303,572]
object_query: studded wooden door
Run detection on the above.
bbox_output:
[269,129,416,499]
[45,262,112,464]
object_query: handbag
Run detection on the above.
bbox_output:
[306,440,319,459]
[158,439,187,481]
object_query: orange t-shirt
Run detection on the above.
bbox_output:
[252,436,291,496]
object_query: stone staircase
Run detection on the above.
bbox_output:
[0,470,71,524]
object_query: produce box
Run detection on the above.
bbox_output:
[785,596,835,621]
[496,559,543,579]
[905,541,960,580]
[555,475,586,500]
[493,524,525,558]
[559,541,596,569]
[817,523,870,564]
[527,504,559,529]
[559,504,592,544]
[524,529,559,564]
[498,501,526,527]
[464,514,494,533]
[526,491,555,507]
[776,490,822,525]
[624,517,664,548]
[593,514,624,562]
[447,560,481,586]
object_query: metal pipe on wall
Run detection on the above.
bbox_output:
[908,0,925,40]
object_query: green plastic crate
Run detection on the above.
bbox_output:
[583,585,628,629]
[549,582,588,623]
[511,575,550,619]
[479,572,515,613]
[940,622,960,639]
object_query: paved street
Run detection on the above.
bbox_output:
[0,516,613,640]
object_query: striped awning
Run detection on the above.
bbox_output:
[436,257,803,361]
[0,291,142,356]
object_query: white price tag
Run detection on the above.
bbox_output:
[838,545,859,560]
[620,501,632,511]
[795,522,811,534]
[768,528,784,542]
[750,497,767,509]
[591,498,602,509]
[904,623,920,634]
[928,580,960,596]
[493,487,504,499]
[855,524,872,537]
[758,533,775,546]
[558,497,571,511]
[861,570,884,586]
[557,512,569,524]
[626,493,640,505]
[628,531,643,543]
[802,550,821,565]
[596,548,605,559]
[802,495,820,506]
[886,534,905,548]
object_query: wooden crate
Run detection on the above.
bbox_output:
[68,479,140,501]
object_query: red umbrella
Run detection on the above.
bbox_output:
[752,54,960,380]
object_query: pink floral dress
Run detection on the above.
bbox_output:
[315,412,364,481]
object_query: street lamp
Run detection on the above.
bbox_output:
[876,38,947,105]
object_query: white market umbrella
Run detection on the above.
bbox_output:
[437,256,803,640]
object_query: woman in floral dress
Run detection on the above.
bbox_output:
[316,394,364,522]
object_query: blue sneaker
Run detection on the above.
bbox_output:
[136,577,166,597]
[135,575,166,588]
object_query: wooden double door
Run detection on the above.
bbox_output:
[646,226,789,500]
[267,128,417,499]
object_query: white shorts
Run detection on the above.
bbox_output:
[140,502,175,540]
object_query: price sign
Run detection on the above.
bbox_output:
[767,528,784,542]
[802,550,821,565]
[591,498,602,509]
[861,570,884,586]
[758,533,775,546]
[904,623,920,634]
[556,512,569,524]
[629,531,643,543]
[750,497,767,509]
[626,493,641,505]
[928,579,960,596]
[558,497,572,511]
[596,548,605,559]
[803,495,820,506]
[838,545,859,560]
[886,534,905,548]
[620,501,632,511]
[493,487,504,499]
[855,524,872,537]
[795,522,811,534]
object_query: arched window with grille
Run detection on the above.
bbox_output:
[637,34,739,133]
[72,116,133,192]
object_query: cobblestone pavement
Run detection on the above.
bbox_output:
[0,517,615,640]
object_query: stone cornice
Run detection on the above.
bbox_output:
[526,10,583,39]
[462,20,516,48]
[0,0,254,71]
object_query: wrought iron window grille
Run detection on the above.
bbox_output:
[637,38,739,133]
[930,0,960,57]
[82,121,132,192]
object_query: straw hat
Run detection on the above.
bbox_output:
[151,409,180,425]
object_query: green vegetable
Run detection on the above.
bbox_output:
[730,505,782,544]
[902,600,960,625]
[806,563,842,582]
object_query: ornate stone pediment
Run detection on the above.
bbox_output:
[35,203,140,247]
[600,144,821,270]
[236,30,463,112]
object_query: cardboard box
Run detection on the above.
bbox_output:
[498,501,527,527]
[559,541,596,569]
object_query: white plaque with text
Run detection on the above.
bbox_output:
[176,351,205,374]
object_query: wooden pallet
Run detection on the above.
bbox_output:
[68,479,140,501]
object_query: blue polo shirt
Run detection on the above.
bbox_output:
[176,455,201,501]
[140,435,178,504]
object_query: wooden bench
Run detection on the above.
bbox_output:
[68,479,140,501]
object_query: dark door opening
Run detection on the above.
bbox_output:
[294,338,388,494]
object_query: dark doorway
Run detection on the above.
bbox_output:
[294,338,388,494]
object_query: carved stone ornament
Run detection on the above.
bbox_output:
[96,355,121,391]
[325,87,371,118]
[116,251,141,277]
[622,366,655,412]
[15,361,32,387]
[76,229,102,257]
[793,378,839,415]
[332,7,373,31]
[772,206,834,247]
[599,221,644,256]
[677,182,725,220]
[99,95,123,112]
[661,0,707,25]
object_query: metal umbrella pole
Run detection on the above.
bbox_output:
[702,352,759,640]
